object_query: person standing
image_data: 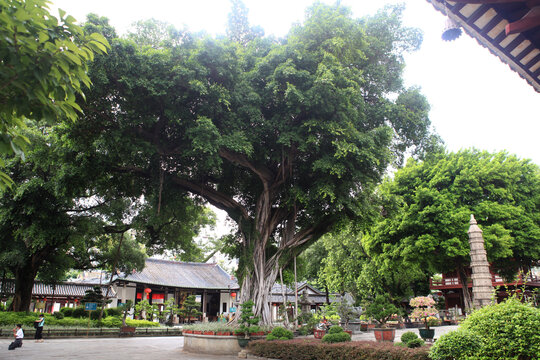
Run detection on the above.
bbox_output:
[8,324,24,350]
[34,313,45,342]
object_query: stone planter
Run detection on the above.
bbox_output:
[344,330,353,336]
[360,323,368,331]
[419,328,435,341]
[237,337,250,348]
[373,328,395,342]
[183,333,243,355]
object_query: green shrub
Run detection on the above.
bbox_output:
[460,297,540,359]
[105,307,121,317]
[429,329,483,360]
[60,307,74,317]
[72,306,87,318]
[53,311,64,319]
[407,338,424,348]
[321,331,351,343]
[99,316,123,328]
[328,325,344,334]
[125,318,160,328]
[298,325,311,336]
[249,339,429,360]
[401,331,419,344]
[266,326,293,340]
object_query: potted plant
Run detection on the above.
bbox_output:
[409,296,439,341]
[337,298,360,334]
[234,300,260,347]
[363,295,400,342]
[119,300,136,336]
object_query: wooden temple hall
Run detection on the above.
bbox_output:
[0,280,113,313]
[112,258,240,321]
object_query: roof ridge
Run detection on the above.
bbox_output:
[146,257,216,266]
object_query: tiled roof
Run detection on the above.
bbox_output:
[117,258,239,290]
[428,0,540,92]
[0,281,114,298]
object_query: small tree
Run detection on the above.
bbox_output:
[409,296,438,330]
[235,300,260,339]
[363,295,400,328]
[163,298,179,326]
[180,295,201,324]
[120,300,133,327]
[134,299,152,320]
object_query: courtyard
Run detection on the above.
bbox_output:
[1,326,459,360]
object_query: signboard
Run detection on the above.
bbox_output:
[229,306,237,313]
[85,302,97,311]
[195,295,202,303]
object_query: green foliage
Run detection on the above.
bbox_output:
[0,0,109,188]
[105,307,121,317]
[124,318,160,328]
[179,295,202,322]
[266,326,293,340]
[367,150,540,294]
[236,300,260,336]
[328,325,344,334]
[134,300,152,320]
[459,297,540,359]
[428,329,483,360]
[321,331,351,343]
[249,339,430,359]
[407,338,424,349]
[401,331,419,344]
[60,307,73,317]
[69,2,434,323]
[98,316,123,328]
[72,307,87,319]
[53,311,64,319]
[363,295,400,327]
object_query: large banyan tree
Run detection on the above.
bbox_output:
[71,4,435,323]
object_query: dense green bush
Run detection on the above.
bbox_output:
[407,338,424,349]
[125,318,160,328]
[99,316,123,328]
[401,331,419,344]
[328,325,344,334]
[249,339,429,360]
[429,329,482,360]
[321,331,351,343]
[0,312,42,327]
[266,326,294,340]
[53,311,64,319]
[460,297,540,359]
[72,306,87,318]
[105,307,121,317]
[60,307,74,317]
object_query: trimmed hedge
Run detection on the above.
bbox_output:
[429,329,482,360]
[0,312,159,328]
[321,332,351,343]
[267,326,294,341]
[249,339,429,360]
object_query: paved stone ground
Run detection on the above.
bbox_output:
[0,326,459,360]
[0,336,238,360]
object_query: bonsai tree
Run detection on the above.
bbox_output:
[181,295,202,324]
[235,300,260,339]
[410,296,438,330]
[337,299,361,330]
[120,300,133,327]
[363,295,400,328]
[134,299,152,320]
[164,298,179,326]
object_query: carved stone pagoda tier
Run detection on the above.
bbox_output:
[468,214,493,308]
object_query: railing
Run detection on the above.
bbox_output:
[0,327,183,338]
[431,272,540,288]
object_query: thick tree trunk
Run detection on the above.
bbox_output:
[458,265,472,312]
[10,265,39,312]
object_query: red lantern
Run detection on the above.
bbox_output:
[230,292,236,298]
[144,288,152,294]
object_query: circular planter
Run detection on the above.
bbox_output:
[373,328,395,342]
[419,328,435,340]
[314,329,326,339]
[360,323,368,331]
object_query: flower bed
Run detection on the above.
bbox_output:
[249,339,429,360]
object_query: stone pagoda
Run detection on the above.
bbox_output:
[467,214,493,308]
